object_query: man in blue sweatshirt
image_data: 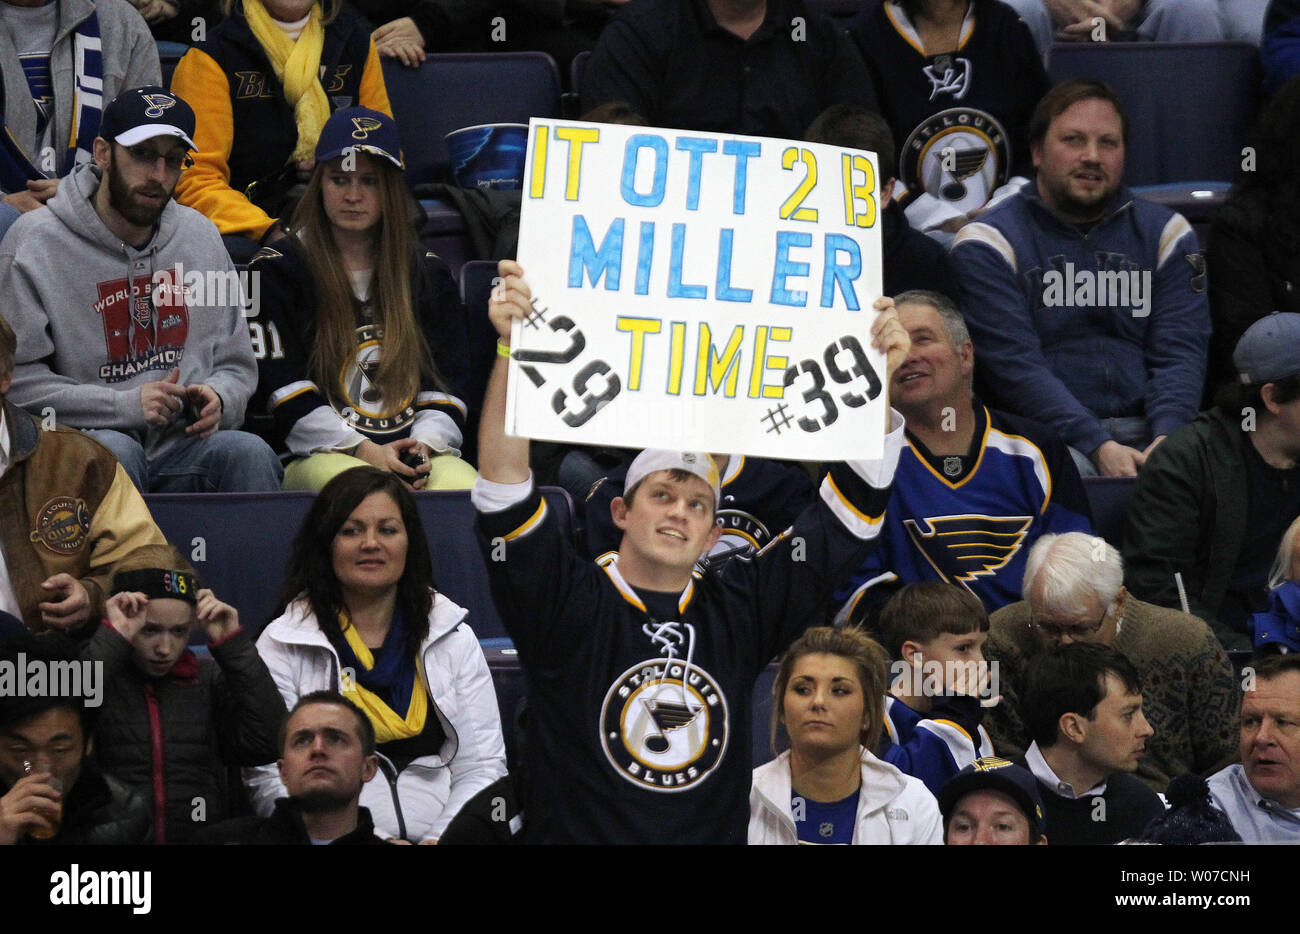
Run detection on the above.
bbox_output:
[950,78,1210,480]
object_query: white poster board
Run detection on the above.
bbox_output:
[510,119,887,461]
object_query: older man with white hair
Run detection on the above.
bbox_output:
[983,532,1238,793]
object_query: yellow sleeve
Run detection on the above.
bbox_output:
[359,39,393,118]
[81,463,176,620]
[171,48,277,241]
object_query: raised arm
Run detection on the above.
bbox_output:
[477,259,532,484]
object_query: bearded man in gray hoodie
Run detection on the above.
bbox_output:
[1,86,281,492]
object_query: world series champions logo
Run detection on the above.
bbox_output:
[600,659,728,792]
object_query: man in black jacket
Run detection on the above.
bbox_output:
[195,692,389,845]
[0,634,151,845]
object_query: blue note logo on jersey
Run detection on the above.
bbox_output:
[601,658,728,792]
[903,514,1033,594]
[338,323,416,434]
[901,108,1011,216]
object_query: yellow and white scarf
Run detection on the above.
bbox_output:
[244,0,330,163]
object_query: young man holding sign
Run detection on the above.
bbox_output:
[472,259,909,844]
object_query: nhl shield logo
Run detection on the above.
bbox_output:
[943,456,962,477]
[601,659,728,792]
[141,93,176,118]
[351,116,384,140]
[29,497,91,555]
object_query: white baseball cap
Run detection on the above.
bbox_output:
[624,450,721,505]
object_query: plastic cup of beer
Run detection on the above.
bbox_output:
[22,760,63,840]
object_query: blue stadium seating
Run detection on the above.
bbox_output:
[158,41,189,87]
[418,197,475,276]
[569,49,590,103]
[382,52,563,189]
[141,477,1135,639]
[143,487,576,642]
[1047,41,1260,191]
[1081,475,1136,551]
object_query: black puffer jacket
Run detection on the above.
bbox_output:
[1205,185,1300,392]
[86,624,286,844]
[19,765,152,845]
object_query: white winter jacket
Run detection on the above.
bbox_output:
[245,594,507,842]
[748,748,944,845]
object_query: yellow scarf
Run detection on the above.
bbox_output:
[243,0,330,163]
[340,617,429,744]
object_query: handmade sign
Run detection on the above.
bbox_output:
[510,119,887,460]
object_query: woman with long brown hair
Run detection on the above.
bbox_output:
[251,107,477,490]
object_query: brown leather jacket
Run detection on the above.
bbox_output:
[0,399,173,632]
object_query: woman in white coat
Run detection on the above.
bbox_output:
[246,467,505,842]
[750,627,942,845]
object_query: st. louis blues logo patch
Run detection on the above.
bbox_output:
[600,659,728,792]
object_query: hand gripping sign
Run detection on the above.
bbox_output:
[509,119,887,461]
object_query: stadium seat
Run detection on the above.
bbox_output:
[569,49,591,104]
[144,487,576,642]
[158,41,189,87]
[417,197,475,276]
[1047,42,1261,189]
[1080,476,1137,550]
[382,52,563,189]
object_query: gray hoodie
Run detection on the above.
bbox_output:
[0,0,160,184]
[3,161,257,458]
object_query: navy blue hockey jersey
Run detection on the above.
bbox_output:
[835,405,1092,623]
[475,428,905,844]
[851,0,1047,216]
[879,694,994,796]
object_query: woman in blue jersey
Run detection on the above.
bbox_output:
[250,107,477,491]
[749,627,942,844]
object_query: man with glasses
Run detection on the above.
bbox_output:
[982,532,1238,794]
[0,87,281,493]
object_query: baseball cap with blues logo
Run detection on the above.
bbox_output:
[314,106,404,170]
[99,86,197,150]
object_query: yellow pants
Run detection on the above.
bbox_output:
[282,452,478,491]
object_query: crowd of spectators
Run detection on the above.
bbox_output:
[0,0,1297,847]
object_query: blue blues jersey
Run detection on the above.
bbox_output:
[879,694,993,796]
[835,404,1091,625]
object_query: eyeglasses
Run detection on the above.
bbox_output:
[122,143,194,173]
[1029,600,1114,641]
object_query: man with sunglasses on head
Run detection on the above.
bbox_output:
[0,86,281,493]
[982,532,1238,795]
